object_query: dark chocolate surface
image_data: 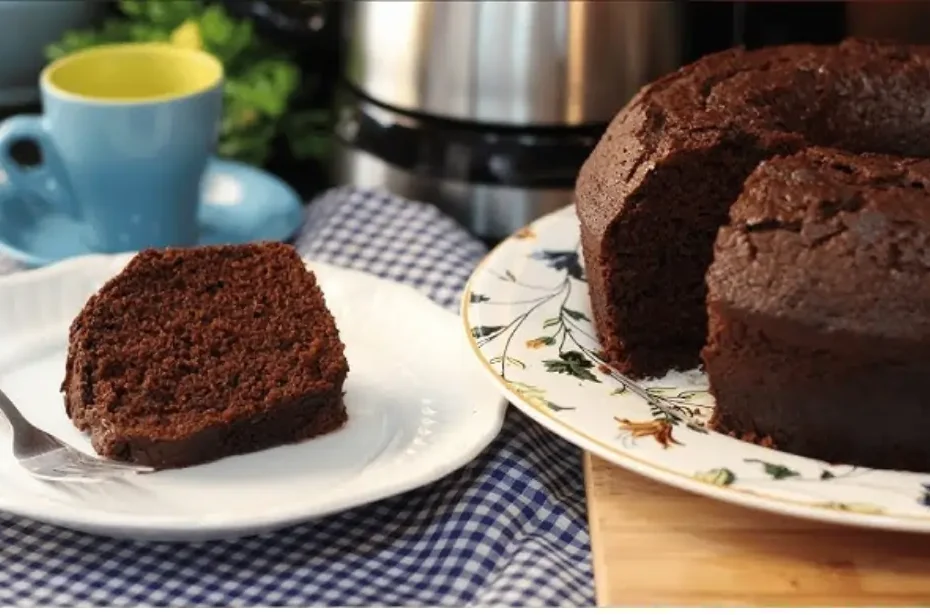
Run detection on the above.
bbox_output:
[708,147,930,341]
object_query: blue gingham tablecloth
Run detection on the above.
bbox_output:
[0,187,593,607]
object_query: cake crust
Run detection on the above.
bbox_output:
[61,242,350,470]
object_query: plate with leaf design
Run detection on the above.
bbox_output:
[462,205,930,533]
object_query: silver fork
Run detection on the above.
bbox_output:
[0,388,155,482]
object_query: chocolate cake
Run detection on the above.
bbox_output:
[61,242,350,470]
[575,38,930,379]
[702,148,930,472]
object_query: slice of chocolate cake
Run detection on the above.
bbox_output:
[61,242,350,470]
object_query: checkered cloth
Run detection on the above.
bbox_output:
[0,187,593,607]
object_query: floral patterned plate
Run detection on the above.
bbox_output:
[462,205,930,532]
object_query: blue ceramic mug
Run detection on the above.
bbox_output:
[0,42,223,252]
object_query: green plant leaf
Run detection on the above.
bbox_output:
[543,317,561,329]
[471,326,504,340]
[197,3,255,65]
[531,250,586,282]
[127,22,171,43]
[547,401,574,412]
[281,108,333,161]
[562,307,589,322]
[216,121,276,167]
[120,0,200,26]
[226,60,299,118]
[745,458,800,480]
[45,0,314,168]
[45,20,135,60]
[542,350,599,383]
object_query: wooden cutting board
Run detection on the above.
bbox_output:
[583,453,930,607]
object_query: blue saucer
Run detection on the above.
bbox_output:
[0,158,305,268]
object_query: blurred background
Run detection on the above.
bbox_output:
[1,0,927,243]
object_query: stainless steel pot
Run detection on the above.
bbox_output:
[344,0,683,127]
[335,0,686,240]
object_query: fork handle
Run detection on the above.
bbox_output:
[0,388,38,435]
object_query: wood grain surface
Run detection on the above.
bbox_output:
[584,454,930,607]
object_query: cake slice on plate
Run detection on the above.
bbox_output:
[61,242,350,470]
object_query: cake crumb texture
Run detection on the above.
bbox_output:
[61,242,350,469]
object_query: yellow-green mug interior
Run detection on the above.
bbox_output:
[42,42,223,103]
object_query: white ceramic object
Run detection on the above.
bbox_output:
[0,254,506,541]
[463,205,930,533]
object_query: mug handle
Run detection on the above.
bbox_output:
[0,115,78,218]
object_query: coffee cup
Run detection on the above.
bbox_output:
[0,42,224,252]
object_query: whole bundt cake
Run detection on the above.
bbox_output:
[575,38,930,380]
